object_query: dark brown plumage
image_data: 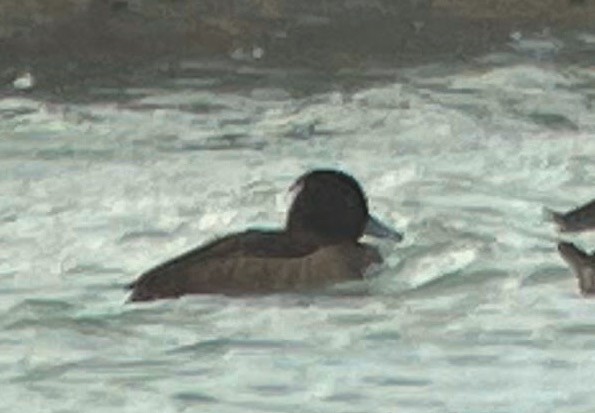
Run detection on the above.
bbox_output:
[128,169,402,302]
[558,242,595,296]
[548,198,595,232]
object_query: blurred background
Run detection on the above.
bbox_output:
[2,0,595,88]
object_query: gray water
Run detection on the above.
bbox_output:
[2,33,595,413]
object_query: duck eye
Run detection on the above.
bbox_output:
[345,196,358,209]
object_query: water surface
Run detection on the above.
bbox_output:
[2,34,595,413]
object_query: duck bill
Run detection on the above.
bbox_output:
[364,215,403,242]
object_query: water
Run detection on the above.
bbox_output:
[2,33,595,413]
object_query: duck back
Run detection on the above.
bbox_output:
[128,230,381,301]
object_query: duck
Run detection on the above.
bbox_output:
[548,198,595,232]
[127,169,403,302]
[557,242,595,295]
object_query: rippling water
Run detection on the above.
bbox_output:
[3,34,595,413]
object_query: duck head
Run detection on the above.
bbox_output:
[286,169,403,244]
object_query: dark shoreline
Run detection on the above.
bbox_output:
[1,0,595,96]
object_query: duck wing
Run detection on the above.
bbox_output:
[127,230,317,301]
